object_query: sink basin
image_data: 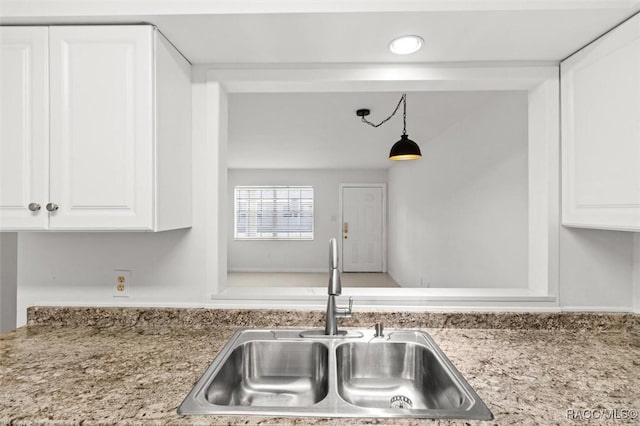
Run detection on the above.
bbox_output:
[206,341,328,407]
[178,328,493,420]
[336,342,465,410]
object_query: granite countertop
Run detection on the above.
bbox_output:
[1,307,639,425]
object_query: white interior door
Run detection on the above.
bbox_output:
[0,27,49,230]
[341,185,384,272]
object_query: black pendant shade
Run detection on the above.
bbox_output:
[357,94,421,161]
[389,134,422,160]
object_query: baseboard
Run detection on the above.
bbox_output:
[228,267,327,273]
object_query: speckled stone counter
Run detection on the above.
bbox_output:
[1,307,639,425]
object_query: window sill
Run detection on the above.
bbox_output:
[211,286,558,310]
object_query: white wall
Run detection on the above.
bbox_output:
[16,230,205,319]
[0,233,18,332]
[559,228,634,311]
[227,168,387,273]
[388,92,529,288]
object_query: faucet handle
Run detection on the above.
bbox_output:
[336,297,353,318]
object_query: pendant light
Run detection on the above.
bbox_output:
[356,94,422,161]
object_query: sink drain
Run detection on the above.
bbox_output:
[389,395,413,409]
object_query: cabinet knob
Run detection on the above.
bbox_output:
[46,203,59,212]
[28,202,41,212]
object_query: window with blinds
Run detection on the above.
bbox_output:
[234,186,314,240]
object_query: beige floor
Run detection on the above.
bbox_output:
[227,272,399,287]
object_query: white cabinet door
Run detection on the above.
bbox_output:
[0,27,49,230]
[48,26,154,230]
[561,14,640,231]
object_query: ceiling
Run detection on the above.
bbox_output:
[2,1,639,64]
[154,9,639,63]
[227,91,526,169]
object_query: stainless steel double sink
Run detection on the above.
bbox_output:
[178,328,493,420]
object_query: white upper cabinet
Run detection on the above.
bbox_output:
[48,26,155,230]
[561,14,640,231]
[0,25,192,231]
[0,27,49,230]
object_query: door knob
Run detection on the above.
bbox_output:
[46,203,59,212]
[28,202,41,212]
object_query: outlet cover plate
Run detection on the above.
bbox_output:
[113,270,131,297]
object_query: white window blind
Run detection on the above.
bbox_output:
[234,186,314,240]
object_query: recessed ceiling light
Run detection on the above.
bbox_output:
[389,35,424,55]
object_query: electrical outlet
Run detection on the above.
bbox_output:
[113,270,131,297]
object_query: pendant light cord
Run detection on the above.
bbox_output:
[360,93,407,135]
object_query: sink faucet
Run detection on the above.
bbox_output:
[325,238,353,335]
